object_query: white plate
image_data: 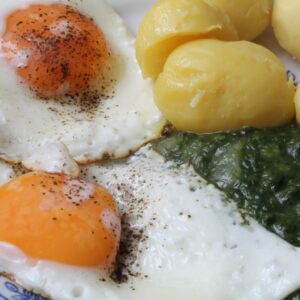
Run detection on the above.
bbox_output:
[0,0,299,299]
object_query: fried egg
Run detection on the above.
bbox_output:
[0,146,300,300]
[0,0,163,165]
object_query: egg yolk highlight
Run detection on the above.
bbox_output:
[1,4,109,98]
[0,172,121,268]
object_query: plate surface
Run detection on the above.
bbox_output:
[0,0,300,299]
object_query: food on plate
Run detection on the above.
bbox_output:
[0,0,163,165]
[272,0,300,61]
[154,123,300,247]
[135,0,238,80]
[1,146,300,299]
[154,39,295,133]
[0,171,120,267]
[204,0,272,41]
[0,0,300,299]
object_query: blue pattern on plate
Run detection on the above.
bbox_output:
[287,69,298,87]
[0,276,47,300]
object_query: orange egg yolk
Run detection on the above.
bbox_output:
[1,4,109,98]
[0,172,121,268]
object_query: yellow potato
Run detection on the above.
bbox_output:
[273,0,300,61]
[154,39,295,133]
[294,84,300,124]
[136,0,238,80]
[204,0,272,41]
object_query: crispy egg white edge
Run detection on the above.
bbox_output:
[0,0,164,165]
[0,161,16,185]
[0,146,300,300]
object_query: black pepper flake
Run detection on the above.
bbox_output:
[110,214,148,284]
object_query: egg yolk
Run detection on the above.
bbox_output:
[1,4,109,98]
[0,172,121,268]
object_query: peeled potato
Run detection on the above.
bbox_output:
[294,84,300,124]
[273,0,300,61]
[154,39,295,133]
[204,0,272,41]
[136,0,238,80]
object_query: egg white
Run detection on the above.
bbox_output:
[23,142,80,177]
[0,161,17,186]
[0,0,163,165]
[0,146,300,300]
[0,141,79,177]
[0,160,27,186]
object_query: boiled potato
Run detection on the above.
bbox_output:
[136,0,238,80]
[154,39,295,133]
[294,84,300,124]
[273,0,300,61]
[204,0,272,41]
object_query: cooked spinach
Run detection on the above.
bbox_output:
[285,289,300,300]
[153,123,300,247]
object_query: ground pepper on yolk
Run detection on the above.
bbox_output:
[1,4,110,98]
